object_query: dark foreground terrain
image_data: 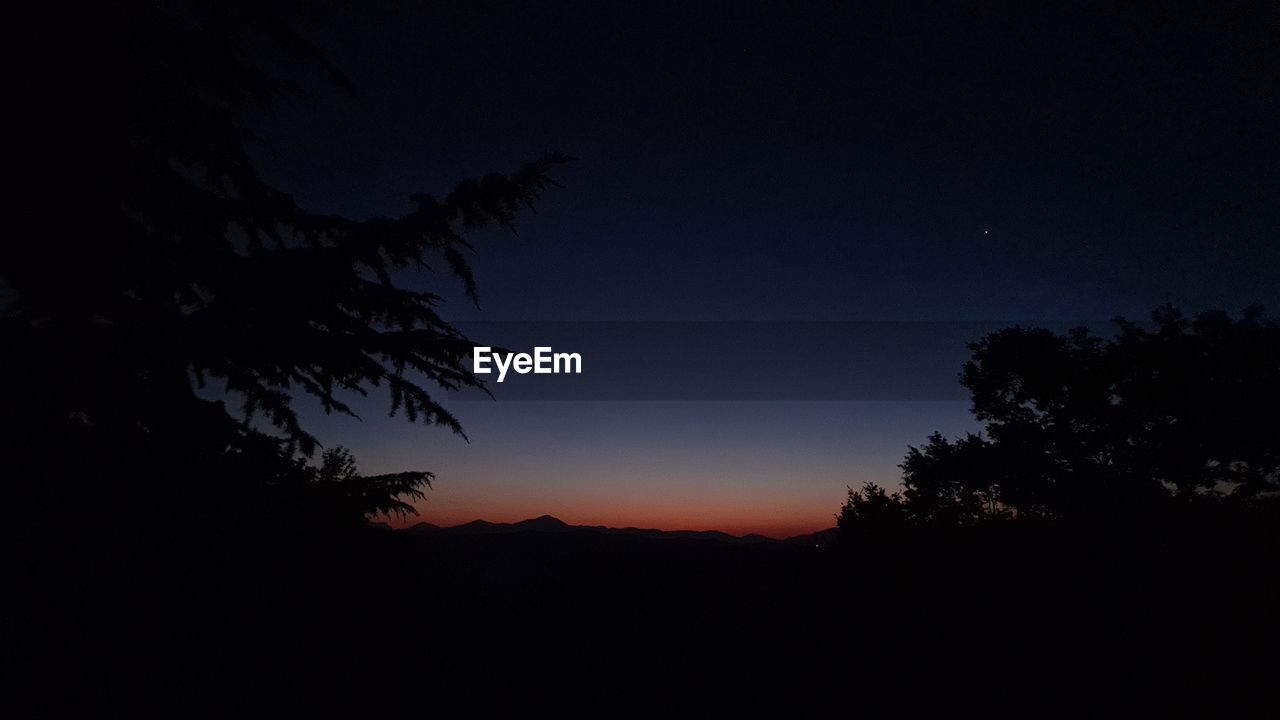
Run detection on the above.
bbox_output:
[15,515,1280,717]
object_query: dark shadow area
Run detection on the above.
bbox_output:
[15,517,1280,716]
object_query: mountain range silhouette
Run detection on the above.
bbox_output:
[387,514,836,546]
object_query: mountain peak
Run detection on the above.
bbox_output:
[516,515,570,529]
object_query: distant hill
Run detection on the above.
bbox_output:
[781,527,839,548]
[394,515,833,545]
[514,515,571,532]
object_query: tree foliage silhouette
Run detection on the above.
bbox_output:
[900,433,1009,525]
[839,307,1280,535]
[276,446,432,529]
[4,2,570,524]
[837,482,910,539]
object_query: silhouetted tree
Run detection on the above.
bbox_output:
[966,306,1280,514]
[869,306,1280,532]
[1104,307,1280,499]
[837,482,910,538]
[4,3,569,526]
[269,446,432,529]
[900,433,1010,525]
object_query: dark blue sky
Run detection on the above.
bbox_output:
[250,1,1279,534]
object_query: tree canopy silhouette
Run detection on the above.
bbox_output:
[840,307,1280,535]
[4,2,570,524]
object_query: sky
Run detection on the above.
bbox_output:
[249,1,1279,536]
